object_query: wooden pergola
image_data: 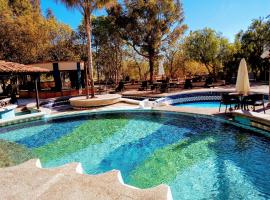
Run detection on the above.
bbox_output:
[0,60,50,109]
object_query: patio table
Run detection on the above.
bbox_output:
[229,92,255,110]
[152,82,162,93]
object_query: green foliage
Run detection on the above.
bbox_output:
[92,16,124,82]
[237,18,270,80]
[8,0,33,16]
[109,0,187,81]
[0,0,78,64]
[184,28,230,78]
[59,0,116,98]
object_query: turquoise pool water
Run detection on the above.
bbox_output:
[174,101,231,109]
[0,111,269,199]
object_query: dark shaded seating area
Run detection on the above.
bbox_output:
[184,79,193,89]
[219,93,241,113]
[219,93,266,113]
[115,81,125,92]
[138,81,148,91]
[204,76,214,88]
[159,82,169,93]
[242,94,266,113]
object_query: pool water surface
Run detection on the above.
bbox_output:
[0,111,269,200]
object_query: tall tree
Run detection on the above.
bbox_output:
[92,16,124,84]
[0,0,77,64]
[184,28,230,79]
[109,0,187,82]
[237,18,270,80]
[58,0,116,98]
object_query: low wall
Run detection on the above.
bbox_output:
[70,94,122,108]
[161,91,269,105]
[20,89,89,99]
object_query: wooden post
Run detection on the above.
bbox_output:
[35,75,40,110]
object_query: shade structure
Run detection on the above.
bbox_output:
[236,58,250,95]
[0,60,49,73]
[0,60,50,110]
[158,58,165,76]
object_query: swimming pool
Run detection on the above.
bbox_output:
[0,111,269,199]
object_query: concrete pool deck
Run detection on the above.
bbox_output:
[0,159,172,200]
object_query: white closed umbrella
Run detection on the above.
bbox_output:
[236,58,250,95]
[158,58,165,76]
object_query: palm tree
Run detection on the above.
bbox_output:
[58,0,116,98]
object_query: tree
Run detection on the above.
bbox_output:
[237,18,270,80]
[92,16,124,84]
[163,42,186,79]
[222,38,242,83]
[58,0,116,98]
[109,0,187,82]
[184,28,230,79]
[0,0,77,64]
[163,43,208,79]
[125,47,146,80]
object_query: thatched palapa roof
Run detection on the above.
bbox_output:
[0,60,49,73]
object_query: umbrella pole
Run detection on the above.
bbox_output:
[35,75,40,110]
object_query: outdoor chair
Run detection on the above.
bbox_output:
[150,84,157,93]
[159,83,168,93]
[242,94,266,113]
[184,79,193,89]
[204,76,214,88]
[219,93,240,113]
[115,81,125,92]
[138,81,148,91]
[169,82,178,90]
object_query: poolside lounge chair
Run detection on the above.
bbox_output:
[204,76,214,88]
[219,93,240,113]
[159,83,168,93]
[138,81,148,91]
[115,81,125,92]
[242,94,266,114]
[184,79,193,89]
[150,84,157,93]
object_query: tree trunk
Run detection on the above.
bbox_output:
[149,55,154,83]
[84,60,89,97]
[137,64,142,80]
[85,12,95,98]
[205,63,215,79]
[170,59,174,79]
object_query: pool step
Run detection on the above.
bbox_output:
[232,110,270,136]
[0,159,172,200]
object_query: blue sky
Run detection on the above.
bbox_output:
[41,0,270,42]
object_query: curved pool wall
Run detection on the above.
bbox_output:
[159,91,269,106]
[0,110,270,200]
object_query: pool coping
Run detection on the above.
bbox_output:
[0,111,47,127]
